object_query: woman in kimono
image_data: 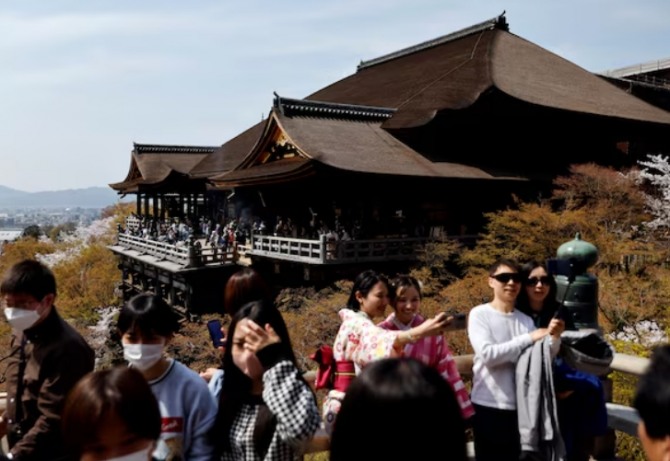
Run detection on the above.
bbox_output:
[378,274,475,421]
[321,269,449,434]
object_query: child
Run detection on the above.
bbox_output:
[117,293,217,461]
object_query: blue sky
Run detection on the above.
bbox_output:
[1,0,670,192]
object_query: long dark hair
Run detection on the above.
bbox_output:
[330,357,467,460]
[212,299,311,457]
[516,260,559,327]
[345,270,389,312]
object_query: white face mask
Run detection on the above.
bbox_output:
[105,445,153,461]
[123,342,164,371]
[4,307,40,332]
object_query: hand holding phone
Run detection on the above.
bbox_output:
[443,312,467,331]
[207,319,226,349]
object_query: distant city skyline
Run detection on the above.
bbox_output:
[2,0,670,192]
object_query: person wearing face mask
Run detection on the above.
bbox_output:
[116,293,217,461]
[0,259,95,461]
[62,366,161,461]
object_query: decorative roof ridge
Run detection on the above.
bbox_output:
[273,93,396,120]
[357,11,508,71]
[133,143,217,154]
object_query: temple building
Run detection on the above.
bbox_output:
[109,12,670,313]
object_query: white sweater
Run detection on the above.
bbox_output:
[467,303,537,410]
[149,359,218,461]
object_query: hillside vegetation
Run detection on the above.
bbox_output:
[1,163,669,460]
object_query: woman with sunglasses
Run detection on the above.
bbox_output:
[516,260,576,330]
[467,258,564,461]
[517,261,605,461]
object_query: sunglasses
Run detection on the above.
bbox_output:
[526,276,553,286]
[491,272,523,284]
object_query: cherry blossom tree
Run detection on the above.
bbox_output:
[637,154,670,231]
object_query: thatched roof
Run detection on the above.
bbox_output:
[109,143,215,193]
[308,14,670,129]
[209,96,522,188]
[111,13,670,192]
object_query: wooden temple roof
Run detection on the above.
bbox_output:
[209,96,522,188]
[308,13,670,129]
[111,13,670,192]
[110,143,216,193]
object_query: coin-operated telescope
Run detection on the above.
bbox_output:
[547,233,599,330]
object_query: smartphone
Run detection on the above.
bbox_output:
[444,312,467,331]
[207,319,225,348]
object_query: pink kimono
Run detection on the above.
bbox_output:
[378,312,475,420]
[321,308,400,434]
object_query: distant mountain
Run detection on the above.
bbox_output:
[0,185,129,209]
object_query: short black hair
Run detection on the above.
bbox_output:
[117,293,180,337]
[634,344,670,439]
[488,258,521,275]
[0,259,57,300]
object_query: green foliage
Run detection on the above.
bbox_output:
[21,224,42,240]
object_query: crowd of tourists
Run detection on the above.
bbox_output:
[120,208,433,252]
[0,258,668,461]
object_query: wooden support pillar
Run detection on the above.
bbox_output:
[152,193,157,218]
[144,195,150,219]
[136,194,142,216]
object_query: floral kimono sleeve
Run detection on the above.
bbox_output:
[351,317,399,367]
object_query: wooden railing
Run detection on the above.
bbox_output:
[245,234,428,265]
[115,233,236,267]
[303,349,650,456]
[0,350,647,458]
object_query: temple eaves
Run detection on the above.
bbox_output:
[132,143,217,154]
[273,93,396,121]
